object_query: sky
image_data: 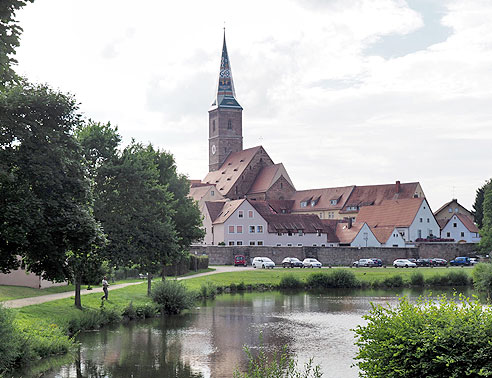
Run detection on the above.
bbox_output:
[14,0,492,211]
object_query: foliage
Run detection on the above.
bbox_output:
[122,301,159,320]
[409,271,424,286]
[233,342,322,378]
[0,0,34,86]
[279,274,304,289]
[424,270,470,287]
[150,280,196,314]
[306,270,359,289]
[381,275,404,288]
[472,263,492,294]
[199,281,218,299]
[354,294,492,378]
[0,305,27,373]
[479,185,492,253]
[66,307,121,334]
[473,179,492,229]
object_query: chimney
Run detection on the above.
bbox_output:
[395,180,401,194]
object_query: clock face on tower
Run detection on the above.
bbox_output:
[211,144,216,155]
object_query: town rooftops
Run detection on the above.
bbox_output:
[189,184,215,203]
[261,213,324,233]
[440,213,480,233]
[336,222,366,244]
[370,225,398,244]
[356,197,426,227]
[211,199,245,224]
[247,163,295,194]
[205,201,227,223]
[291,186,355,211]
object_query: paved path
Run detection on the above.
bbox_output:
[2,266,251,309]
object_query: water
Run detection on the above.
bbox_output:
[33,288,475,378]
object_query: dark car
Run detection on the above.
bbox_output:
[371,258,383,267]
[416,258,432,267]
[450,257,471,266]
[432,258,447,266]
[281,257,304,268]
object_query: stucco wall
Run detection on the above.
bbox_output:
[190,242,479,266]
[0,268,67,289]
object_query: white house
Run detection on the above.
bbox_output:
[356,198,440,243]
[371,226,406,247]
[336,221,381,247]
[439,213,481,243]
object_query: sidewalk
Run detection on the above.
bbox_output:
[2,265,250,309]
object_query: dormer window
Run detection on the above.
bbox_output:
[300,201,308,208]
[330,199,338,205]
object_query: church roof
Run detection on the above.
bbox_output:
[203,146,267,196]
[247,163,295,194]
[210,31,242,110]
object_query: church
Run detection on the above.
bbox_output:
[190,33,437,248]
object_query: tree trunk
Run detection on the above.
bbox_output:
[147,273,152,296]
[74,275,82,309]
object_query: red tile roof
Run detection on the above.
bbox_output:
[212,199,245,224]
[341,182,421,212]
[189,185,215,203]
[320,219,341,243]
[441,213,480,233]
[356,198,425,227]
[291,186,355,211]
[261,213,325,234]
[336,222,365,244]
[370,226,397,244]
[247,163,294,194]
[202,146,266,196]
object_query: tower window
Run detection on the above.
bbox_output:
[227,120,232,130]
[212,120,216,132]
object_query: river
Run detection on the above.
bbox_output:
[29,288,474,378]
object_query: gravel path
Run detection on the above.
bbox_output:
[2,265,251,309]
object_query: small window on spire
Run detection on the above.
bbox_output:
[227,120,232,130]
[212,120,216,132]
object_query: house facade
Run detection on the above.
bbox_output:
[439,214,481,243]
[434,199,474,223]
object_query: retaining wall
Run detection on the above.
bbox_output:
[190,243,480,266]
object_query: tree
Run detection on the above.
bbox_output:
[0,0,34,86]
[472,179,492,229]
[0,82,104,308]
[479,185,492,254]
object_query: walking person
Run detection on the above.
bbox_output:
[101,276,109,300]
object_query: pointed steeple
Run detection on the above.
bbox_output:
[211,30,242,110]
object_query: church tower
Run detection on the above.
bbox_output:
[208,31,243,172]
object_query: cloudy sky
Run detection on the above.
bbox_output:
[15,0,492,211]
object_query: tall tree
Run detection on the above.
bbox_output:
[473,179,492,229]
[0,82,104,308]
[0,0,34,86]
[479,185,492,254]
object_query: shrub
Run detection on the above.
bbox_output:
[0,305,27,373]
[381,275,403,288]
[354,295,492,377]
[446,270,470,286]
[306,270,358,289]
[122,302,159,320]
[410,271,424,286]
[199,281,218,299]
[233,343,322,378]
[237,281,246,291]
[151,280,196,314]
[472,263,492,294]
[279,274,304,289]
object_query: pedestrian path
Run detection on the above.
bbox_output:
[2,265,250,308]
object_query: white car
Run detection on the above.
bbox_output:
[252,257,275,269]
[302,258,322,268]
[470,258,480,265]
[393,259,417,268]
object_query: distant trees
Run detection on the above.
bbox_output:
[473,179,492,229]
[479,184,492,254]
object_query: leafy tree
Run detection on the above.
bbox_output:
[472,179,492,229]
[479,185,492,254]
[0,82,105,308]
[0,0,34,86]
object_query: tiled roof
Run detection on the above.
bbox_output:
[441,214,480,233]
[434,199,457,215]
[341,182,421,212]
[370,226,397,244]
[291,186,355,211]
[249,200,278,216]
[202,146,265,196]
[437,218,449,229]
[212,199,245,224]
[356,198,425,227]
[247,163,295,194]
[320,219,341,243]
[189,185,214,203]
[262,213,325,233]
[267,200,295,214]
[205,201,227,223]
[336,222,365,244]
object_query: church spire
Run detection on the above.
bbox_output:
[211,30,242,109]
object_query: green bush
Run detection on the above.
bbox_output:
[151,280,196,314]
[472,263,492,293]
[199,281,218,299]
[67,307,121,334]
[410,271,424,286]
[425,271,471,287]
[0,305,27,373]
[279,274,304,289]
[381,275,404,288]
[306,270,359,289]
[354,295,492,377]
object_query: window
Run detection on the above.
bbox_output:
[448,208,452,213]
[447,232,451,237]
[288,231,293,236]
[461,232,465,237]
[238,211,244,218]
[420,218,423,223]
[317,230,322,236]
[280,182,283,189]
[249,241,255,246]
[276,243,281,247]
[321,244,326,247]
[236,241,243,246]
[248,210,254,218]
[297,243,303,247]
[453,223,457,228]
[227,119,232,129]
[228,225,234,234]
[427,218,430,223]
[455,208,459,212]
[330,199,338,205]
[211,190,214,196]
[298,230,303,236]
[319,213,323,219]
[313,244,317,246]
[418,229,422,238]
[249,226,255,233]
[229,241,234,246]
[257,225,263,233]
[311,200,316,207]
[300,201,308,208]
[287,243,292,247]
[236,226,243,233]
[277,232,282,236]
[257,241,263,246]
[212,120,216,132]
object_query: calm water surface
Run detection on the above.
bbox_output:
[37,288,473,378]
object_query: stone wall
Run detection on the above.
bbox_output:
[190,243,480,266]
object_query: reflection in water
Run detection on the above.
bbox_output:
[30,288,474,378]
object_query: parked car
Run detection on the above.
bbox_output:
[393,259,417,268]
[432,258,447,266]
[371,258,383,267]
[281,257,303,268]
[252,257,275,269]
[352,259,377,267]
[470,257,480,265]
[303,258,322,268]
[450,257,471,266]
[416,258,432,267]
[234,255,247,267]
